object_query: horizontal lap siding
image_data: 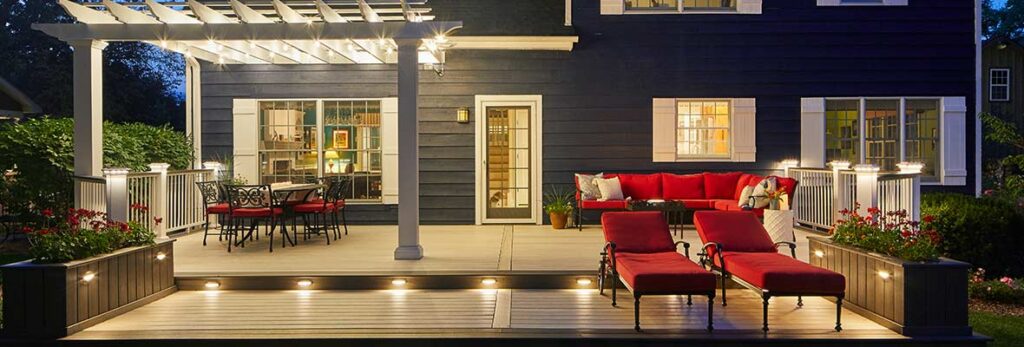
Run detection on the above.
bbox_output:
[200,0,976,224]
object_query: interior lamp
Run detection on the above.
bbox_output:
[325,151,340,173]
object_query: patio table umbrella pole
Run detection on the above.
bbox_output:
[394,38,423,260]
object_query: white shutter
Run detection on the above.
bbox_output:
[731,98,756,162]
[816,0,841,5]
[736,0,762,14]
[380,97,399,204]
[800,98,826,168]
[940,97,967,186]
[652,98,677,162]
[883,0,908,5]
[232,99,259,184]
[600,0,624,15]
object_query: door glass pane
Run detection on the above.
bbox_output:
[864,99,900,171]
[323,100,383,201]
[826,100,861,165]
[626,0,678,10]
[905,99,940,181]
[259,100,318,184]
[486,107,531,219]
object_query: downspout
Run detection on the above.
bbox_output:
[975,0,983,196]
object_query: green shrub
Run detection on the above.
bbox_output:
[969,269,1024,305]
[0,117,194,219]
[923,193,1024,278]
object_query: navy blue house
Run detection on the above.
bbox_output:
[197,0,980,225]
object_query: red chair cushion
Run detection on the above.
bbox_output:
[617,174,662,200]
[601,211,676,253]
[774,176,798,202]
[230,208,284,218]
[712,199,738,211]
[293,202,337,213]
[207,203,230,214]
[615,252,717,294]
[662,173,704,200]
[694,211,777,254]
[305,199,345,208]
[581,200,628,210]
[703,172,743,199]
[721,252,845,295]
[679,199,713,209]
[735,174,764,200]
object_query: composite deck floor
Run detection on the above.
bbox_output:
[67,288,898,340]
[173,225,813,275]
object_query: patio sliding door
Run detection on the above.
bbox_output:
[475,95,543,225]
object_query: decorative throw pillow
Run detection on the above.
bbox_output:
[737,185,755,208]
[594,177,624,201]
[751,176,778,209]
[575,173,604,200]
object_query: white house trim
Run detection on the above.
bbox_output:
[474,95,544,226]
[817,0,908,6]
[601,0,761,15]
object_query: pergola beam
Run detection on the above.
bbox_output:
[32,22,462,42]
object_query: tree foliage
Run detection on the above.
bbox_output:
[0,0,185,128]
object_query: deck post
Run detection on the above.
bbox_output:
[829,160,850,220]
[185,57,203,169]
[70,39,107,178]
[394,38,423,260]
[149,163,170,240]
[103,168,130,223]
[853,164,880,214]
[897,162,923,221]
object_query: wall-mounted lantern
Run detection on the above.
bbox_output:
[457,107,471,124]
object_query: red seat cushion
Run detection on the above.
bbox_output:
[293,202,337,213]
[678,199,713,209]
[712,199,738,211]
[617,174,663,200]
[721,252,845,295]
[703,172,743,199]
[206,203,229,214]
[694,211,777,256]
[601,211,676,253]
[305,199,345,208]
[662,173,705,200]
[581,199,628,210]
[615,252,717,294]
[230,208,284,218]
[774,176,798,202]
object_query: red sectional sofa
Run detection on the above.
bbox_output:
[575,172,797,228]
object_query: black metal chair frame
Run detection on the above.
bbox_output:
[698,241,844,332]
[196,180,228,246]
[599,241,716,332]
[224,184,294,253]
[295,180,344,244]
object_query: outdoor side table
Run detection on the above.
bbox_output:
[627,200,687,237]
[762,209,795,243]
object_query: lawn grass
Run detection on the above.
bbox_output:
[971,310,1024,347]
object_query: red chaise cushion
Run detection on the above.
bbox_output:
[662,173,705,200]
[703,172,743,199]
[617,174,663,200]
[694,211,777,254]
[615,252,717,294]
[721,252,845,295]
[601,211,676,253]
[581,200,628,210]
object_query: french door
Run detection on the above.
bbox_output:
[475,95,543,224]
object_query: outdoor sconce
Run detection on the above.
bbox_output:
[456,107,471,124]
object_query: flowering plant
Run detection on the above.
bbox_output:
[829,205,941,262]
[968,268,1024,305]
[24,206,157,264]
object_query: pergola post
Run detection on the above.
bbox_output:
[394,38,423,260]
[71,39,107,178]
[185,57,203,168]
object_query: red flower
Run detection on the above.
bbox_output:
[21,226,33,234]
[867,207,881,215]
[922,215,935,224]
[37,228,51,235]
[41,209,53,217]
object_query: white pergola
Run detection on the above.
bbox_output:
[35,0,467,260]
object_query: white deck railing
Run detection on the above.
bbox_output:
[74,164,214,238]
[789,163,922,230]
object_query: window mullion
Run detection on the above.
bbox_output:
[898,98,906,163]
[859,98,866,165]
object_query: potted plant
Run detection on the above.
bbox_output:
[544,188,575,230]
[1,206,174,338]
[808,206,971,336]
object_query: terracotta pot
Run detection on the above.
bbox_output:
[549,212,569,229]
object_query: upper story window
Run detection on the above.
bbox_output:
[990,68,1011,102]
[603,0,758,15]
[817,0,908,6]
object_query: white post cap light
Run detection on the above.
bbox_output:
[148,163,171,172]
[780,159,800,168]
[828,160,852,170]
[853,164,880,174]
[897,162,924,175]
[102,168,131,176]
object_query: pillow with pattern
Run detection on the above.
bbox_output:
[575,173,604,200]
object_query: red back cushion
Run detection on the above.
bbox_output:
[601,211,676,253]
[694,211,777,253]
[617,174,662,200]
[734,174,764,200]
[703,172,743,199]
[773,176,799,203]
[662,173,705,200]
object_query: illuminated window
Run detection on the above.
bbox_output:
[676,100,731,159]
[625,0,678,10]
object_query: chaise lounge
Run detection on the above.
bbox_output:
[599,211,718,332]
[693,210,846,332]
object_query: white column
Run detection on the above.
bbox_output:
[149,163,170,240]
[897,162,924,221]
[104,168,130,223]
[830,160,851,221]
[185,57,203,169]
[203,161,224,181]
[71,40,108,177]
[853,164,880,215]
[394,38,423,260]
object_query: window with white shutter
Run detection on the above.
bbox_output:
[652,98,756,162]
[817,0,907,6]
[601,0,761,14]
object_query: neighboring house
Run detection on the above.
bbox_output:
[0,76,41,122]
[40,0,980,226]
[981,37,1024,162]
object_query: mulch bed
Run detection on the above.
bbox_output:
[971,299,1024,317]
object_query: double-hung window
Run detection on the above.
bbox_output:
[676,100,732,159]
[990,68,1011,102]
[652,98,756,162]
[604,0,756,14]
